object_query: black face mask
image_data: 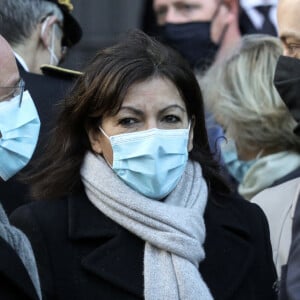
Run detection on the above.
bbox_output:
[158,21,220,71]
[274,55,300,135]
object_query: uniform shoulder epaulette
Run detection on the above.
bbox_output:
[40,64,83,80]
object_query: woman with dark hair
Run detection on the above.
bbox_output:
[11,30,276,300]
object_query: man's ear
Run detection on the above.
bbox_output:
[87,128,103,154]
[222,0,239,22]
[40,15,57,48]
[211,0,239,43]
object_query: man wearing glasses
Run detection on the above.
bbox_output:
[0,34,41,300]
[0,0,82,214]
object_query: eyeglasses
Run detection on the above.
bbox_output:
[0,78,25,106]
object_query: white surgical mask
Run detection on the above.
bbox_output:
[0,91,40,180]
[99,125,190,199]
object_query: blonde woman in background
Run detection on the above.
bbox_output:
[202,34,300,201]
[202,34,300,281]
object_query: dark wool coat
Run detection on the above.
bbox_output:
[0,236,39,300]
[10,189,277,300]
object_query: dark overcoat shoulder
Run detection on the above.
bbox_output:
[10,189,277,300]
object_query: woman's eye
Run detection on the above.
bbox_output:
[163,115,181,123]
[118,118,138,126]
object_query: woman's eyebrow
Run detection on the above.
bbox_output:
[119,104,186,114]
[160,104,186,113]
[119,106,144,116]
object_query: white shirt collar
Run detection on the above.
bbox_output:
[13,52,30,72]
[240,0,278,9]
[240,1,278,30]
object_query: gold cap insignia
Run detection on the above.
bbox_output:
[58,0,74,12]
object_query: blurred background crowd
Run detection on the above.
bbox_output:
[58,0,278,70]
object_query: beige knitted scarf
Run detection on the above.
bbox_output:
[81,151,213,300]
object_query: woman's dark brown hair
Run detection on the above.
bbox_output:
[29,29,229,199]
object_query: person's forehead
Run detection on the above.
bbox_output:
[278,0,300,38]
[278,0,300,14]
[278,0,300,5]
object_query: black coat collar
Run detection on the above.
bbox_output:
[68,191,144,297]
[200,196,254,299]
[68,191,253,299]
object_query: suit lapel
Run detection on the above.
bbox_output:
[0,237,39,300]
[68,192,144,298]
[200,196,254,300]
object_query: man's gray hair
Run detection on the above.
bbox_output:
[0,0,63,47]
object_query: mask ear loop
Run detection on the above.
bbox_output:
[40,16,59,65]
[187,119,194,152]
[41,16,50,37]
[188,115,197,132]
[99,126,111,140]
[98,127,114,168]
[49,24,59,65]
[256,149,265,159]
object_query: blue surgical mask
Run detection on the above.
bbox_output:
[99,126,190,199]
[0,90,40,180]
[221,139,257,183]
